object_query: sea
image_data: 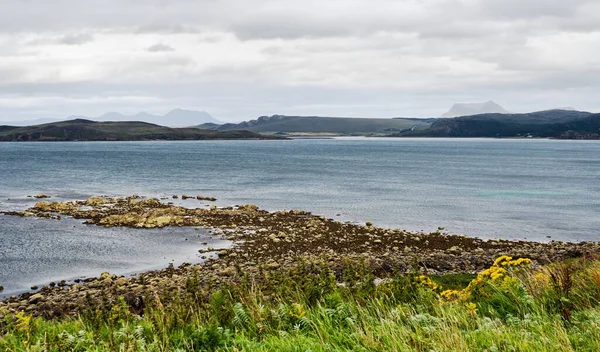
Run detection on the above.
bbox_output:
[1,138,599,295]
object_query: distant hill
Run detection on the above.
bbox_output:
[70,109,221,127]
[0,119,275,141]
[393,110,599,139]
[2,109,221,128]
[441,101,508,117]
[197,115,432,135]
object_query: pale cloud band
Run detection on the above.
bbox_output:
[0,0,599,121]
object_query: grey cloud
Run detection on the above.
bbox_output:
[147,43,175,52]
[59,33,94,45]
[0,0,594,38]
[0,0,599,121]
[477,0,596,19]
[135,24,201,35]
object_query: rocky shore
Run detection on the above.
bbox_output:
[1,195,598,319]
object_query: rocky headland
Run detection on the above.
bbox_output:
[1,196,598,320]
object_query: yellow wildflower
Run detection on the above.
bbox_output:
[440,289,463,301]
[493,256,513,266]
[418,275,440,290]
[508,258,532,267]
[465,302,478,316]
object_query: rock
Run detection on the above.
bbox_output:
[219,267,236,276]
[448,246,461,253]
[0,286,3,291]
[265,262,280,270]
[30,285,38,290]
[153,216,173,227]
[197,196,217,201]
[123,294,145,316]
[218,250,229,257]
[34,194,50,199]
[99,272,116,280]
[116,278,129,286]
[28,293,45,304]
[85,196,110,206]
[238,204,258,212]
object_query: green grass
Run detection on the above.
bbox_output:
[430,273,477,290]
[2,257,600,351]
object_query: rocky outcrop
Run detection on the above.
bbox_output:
[1,195,598,320]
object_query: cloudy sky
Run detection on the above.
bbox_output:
[1,0,599,122]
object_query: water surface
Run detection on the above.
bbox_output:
[1,138,599,293]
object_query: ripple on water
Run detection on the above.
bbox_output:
[0,215,230,296]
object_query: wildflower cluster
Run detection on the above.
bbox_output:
[417,275,440,291]
[440,256,532,302]
[468,256,532,289]
[440,289,464,301]
[494,255,532,267]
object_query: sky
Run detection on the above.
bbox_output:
[1,0,599,122]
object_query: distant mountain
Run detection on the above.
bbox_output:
[70,109,221,127]
[0,119,277,142]
[0,118,61,126]
[392,109,599,139]
[1,109,220,128]
[441,101,509,118]
[197,115,433,135]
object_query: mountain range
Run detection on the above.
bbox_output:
[441,101,509,117]
[196,109,599,139]
[1,109,220,127]
[2,104,598,140]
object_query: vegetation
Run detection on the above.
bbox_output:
[0,119,274,141]
[2,255,600,351]
[394,110,600,139]
[197,115,432,135]
[195,110,600,139]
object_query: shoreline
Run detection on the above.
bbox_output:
[0,249,225,300]
[1,195,599,319]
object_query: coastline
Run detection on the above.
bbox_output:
[1,195,598,319]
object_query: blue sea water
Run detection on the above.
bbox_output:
[1,138,599,294]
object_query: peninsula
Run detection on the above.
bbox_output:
[0,119,275,141]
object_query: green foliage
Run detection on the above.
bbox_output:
[2,257,600,351]
[430,273,477,290]
[397,110,600,139]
